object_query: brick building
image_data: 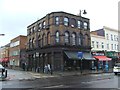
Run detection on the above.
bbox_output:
[9,35,27,68]
[0,44,10,67]
[26,11,95,72]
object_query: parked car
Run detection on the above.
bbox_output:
[0,64,5,72]
[113,63,120,75]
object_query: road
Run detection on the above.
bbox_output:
[1,69,120,89]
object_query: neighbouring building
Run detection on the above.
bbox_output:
[91,26,119,70]
[26,11,95,72]
[0,44,10,67]
[9,35,27,69]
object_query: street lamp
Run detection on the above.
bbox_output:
[0,34,5,36]
[79,10,87,16]
[78,52,83,74]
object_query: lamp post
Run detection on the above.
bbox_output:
[0,34,5,36]
[78,52,83,74]
[79,10,87,16]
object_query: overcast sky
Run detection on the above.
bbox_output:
[0,0,119,46]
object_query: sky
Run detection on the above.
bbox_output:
[0,0,119,47]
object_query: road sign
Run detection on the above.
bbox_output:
[78,52,83,59]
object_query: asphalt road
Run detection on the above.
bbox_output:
[1,69,120,89]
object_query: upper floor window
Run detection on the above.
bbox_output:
[83,22,88,29]
[64,17,69,26]
[79,34,83,45]
[10,41,20,47]
[30,28,33,33]
[77,20,81,29]
[38,23,42,31]
[117,45,119,50]
[117,36,118,41]
[47,32,51,45]
[43,21,46,29]
[38,35,41,47]
[114,35,116,41]
[65,32,70,43]
[55,31,60,43]
[92,41,94,48]
[96,42,99,48]
[106,34,109,40]
[111,44,113,50]
[32,38,35,48]
[111,34,113,41]
[29,39,32,48]
[72,33,76,45]
[84,34,89,46]
[70,18,76,28]
[101,42,104,49]
[33,26,36,32]
[55,17,59,25]
[114,44,116,50]
[107,44,109,49]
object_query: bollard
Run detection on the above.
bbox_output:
[1,69,4,76]
[5,70,7,78]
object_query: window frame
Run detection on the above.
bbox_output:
[64,32,70,44]
[64,17,69,26]
[83,22,88,29]
[55,31,60,43]
[55,16,59,25]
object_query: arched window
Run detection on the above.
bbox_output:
[32,38,35,48]
[29,39,32,48]
[84,34,89,46]
[65,32,69,44]
[64,17,69,26]
[72,33,76,45]
[47,32,51,45]
[79,33,83,45]
[43,21,46,29]
[42,34,46,46]
[38,35,41,47]
[70,18,76,28]
[55,31,60,43]
[55,16,59,25]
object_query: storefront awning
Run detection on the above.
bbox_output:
[0,58,9,62]
[93,56,112,61]
[64,51,95,60]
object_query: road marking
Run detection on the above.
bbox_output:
[90,73,113,77]
[44,85,64,88]
[81,77,111,84]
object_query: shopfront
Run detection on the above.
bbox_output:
[106,51,119,67]
[64,51,96,71]
[92,52,112,71]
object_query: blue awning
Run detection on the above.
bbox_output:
[64,51,96,60]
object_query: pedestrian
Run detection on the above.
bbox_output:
[22,62,25,71]
[47,63,52,75]
[44,64,48,74]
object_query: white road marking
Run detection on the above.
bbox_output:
[44,85,64,88]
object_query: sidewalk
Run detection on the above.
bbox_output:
[28,69,113,79]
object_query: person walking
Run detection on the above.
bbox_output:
[47,63,52,75]
[22,62,25,71]
[44,64,48,74]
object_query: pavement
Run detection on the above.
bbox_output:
[4,68,113,81]
[27,69,113,79]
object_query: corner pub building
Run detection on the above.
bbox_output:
[26,11,95,72]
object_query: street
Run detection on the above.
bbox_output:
[1,69,120,89]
